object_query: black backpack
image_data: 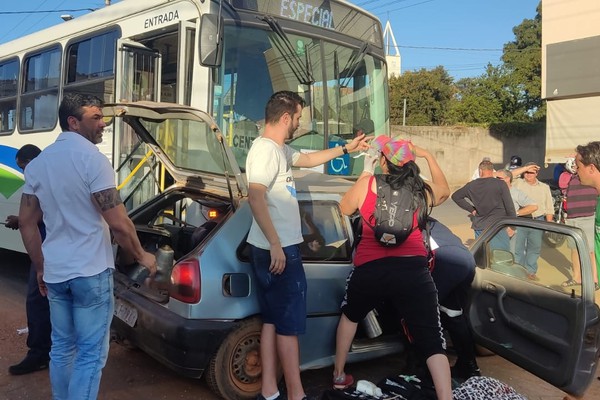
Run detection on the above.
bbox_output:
[366,174,417,247]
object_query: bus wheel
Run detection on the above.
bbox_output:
[206,317,277,400]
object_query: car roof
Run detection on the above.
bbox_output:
[293,170,354,194]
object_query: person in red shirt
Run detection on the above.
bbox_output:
[333,136,453,400]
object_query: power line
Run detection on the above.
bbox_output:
[356,0,415,12]
[390,44,540,52]
[399,45,502,52]
[372,0,436,14]
[0,9,96,15]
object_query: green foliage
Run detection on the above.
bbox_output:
[501,1,543,120]
[389,1,544,128]
[389,66,455,126]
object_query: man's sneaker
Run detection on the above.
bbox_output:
[256,393,282,400]
[451,360,481,381]
[8,356,49,375]
[333,373,354,390]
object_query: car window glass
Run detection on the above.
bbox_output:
[475,224,594,298]
[139,117,230,175]
[298,201,350,262]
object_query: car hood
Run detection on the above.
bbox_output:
[103,101,247,197]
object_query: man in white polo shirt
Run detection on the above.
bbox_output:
[18,93,157,400]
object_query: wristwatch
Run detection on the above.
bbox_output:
[341,144,348,155]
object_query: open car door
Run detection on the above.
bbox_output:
[469,218,600,396]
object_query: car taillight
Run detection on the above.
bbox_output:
[169,258,200,303]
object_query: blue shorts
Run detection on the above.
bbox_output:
[250,244,307,335]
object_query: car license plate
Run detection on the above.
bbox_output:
[114,299,138,327]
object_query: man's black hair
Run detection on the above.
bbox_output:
[576,141,600,170]
[16,144,42,162]
[58,93,104,131]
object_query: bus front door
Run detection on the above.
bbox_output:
[114,40,162,210]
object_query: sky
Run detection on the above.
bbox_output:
[0,0,539,80]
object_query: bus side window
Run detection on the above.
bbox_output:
[20,46,61,132]
[0,58,19,134]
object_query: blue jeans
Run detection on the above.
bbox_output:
[474,228,510,252]
[514,226,543,275]
[46,268,114,400]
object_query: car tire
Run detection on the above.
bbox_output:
[206,316,280,400]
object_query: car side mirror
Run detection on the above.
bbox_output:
[199,13,224,67]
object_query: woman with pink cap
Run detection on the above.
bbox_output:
[332,136,452,400]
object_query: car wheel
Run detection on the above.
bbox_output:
[206,316,277,400]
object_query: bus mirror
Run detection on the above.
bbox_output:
[199,14,224,67]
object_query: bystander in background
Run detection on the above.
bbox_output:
[512,162,554,281]
[559,157,599,290]
[452,160,515,251]
[4,144,50,376]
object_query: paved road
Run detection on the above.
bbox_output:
[1,201,599,399]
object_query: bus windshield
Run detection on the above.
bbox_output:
[213,23,388,175]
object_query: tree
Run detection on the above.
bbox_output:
[501,1,543,120]
[445,1,542,125]
[447,64,531,124]
[447,67,504,125]
[388,1,542,126]
[388,66,455,126]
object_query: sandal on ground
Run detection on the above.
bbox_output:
[595,283,600,291]
[561,279,579,287]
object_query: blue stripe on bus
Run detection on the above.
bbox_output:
[0,145,19,171]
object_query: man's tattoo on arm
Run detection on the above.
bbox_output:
[93,188,123,211]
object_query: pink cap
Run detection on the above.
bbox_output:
[371,136,416,167]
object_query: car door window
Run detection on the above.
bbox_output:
[470,220,600,395]
[298,201,351,262]
[475,224,594,298]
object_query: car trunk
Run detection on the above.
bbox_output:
[102,101,247,303]
[114,187,236,302]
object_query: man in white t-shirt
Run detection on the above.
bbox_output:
[246,91,369,400]
[19,93,157,400]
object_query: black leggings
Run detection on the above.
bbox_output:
[341,256,446,360]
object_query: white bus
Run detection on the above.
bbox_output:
[0,0,389,252]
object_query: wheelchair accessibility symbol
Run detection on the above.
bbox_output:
[328,141,350,175]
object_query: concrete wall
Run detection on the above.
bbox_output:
[390,125,553,190]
